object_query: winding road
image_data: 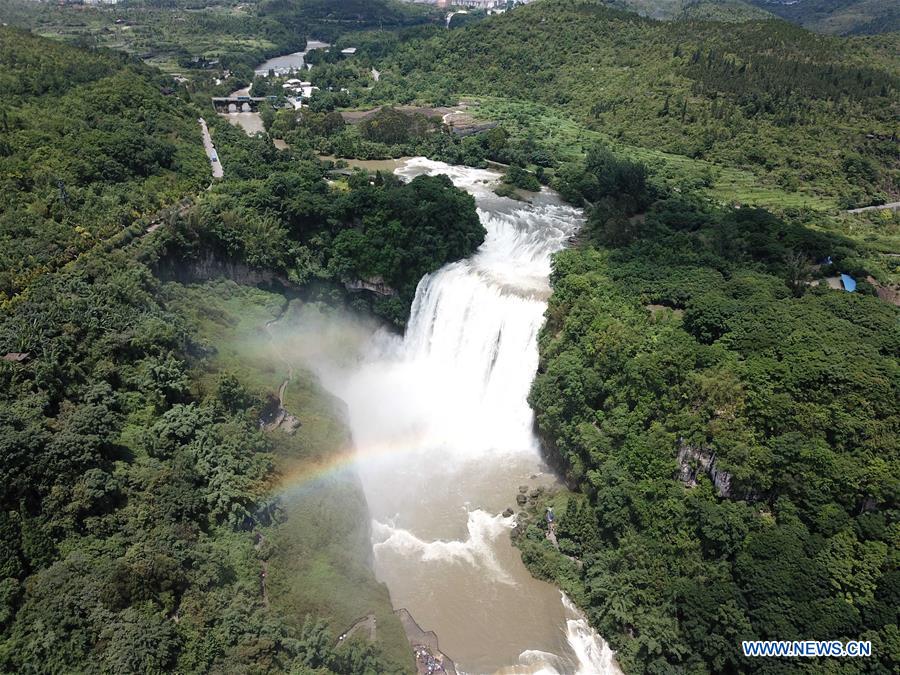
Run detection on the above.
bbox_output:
[847,201,900,214]
[199,118,224,179]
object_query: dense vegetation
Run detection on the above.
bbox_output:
[258,0,441,43]
[365,0,898,208]
[593,0,899,33]
[0,238,414,672]
[0,27,207,302]
[269,103,544,173]
[157,117,484,324]
[746,0,900,35]
[520,144,899,673]
[601,0,773,22]
[0,27,487,673]
[0,0,438,85]
[1,1,898,673]
[0,0,306,78]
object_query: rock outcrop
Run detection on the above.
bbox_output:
[155,251,293,288]
[343,276,397,297]
[677,442,733,498]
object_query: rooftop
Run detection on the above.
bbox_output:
[840,274,857,292]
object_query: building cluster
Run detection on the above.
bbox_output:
[407,0,528,8]
[282,79,318,109]
[443,0,495,7]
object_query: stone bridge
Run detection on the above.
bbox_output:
[212,96,268,113]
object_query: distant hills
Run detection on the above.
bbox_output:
[745,0,900,35]
[380,0,898,205]
[596,0,898,34]
[602,0,772,22]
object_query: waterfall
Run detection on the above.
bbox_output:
[318,158,620,674]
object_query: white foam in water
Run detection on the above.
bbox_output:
[561,593,621,674]
[372,509,516,585]
[311,158,622,674]
[501,593,620,675]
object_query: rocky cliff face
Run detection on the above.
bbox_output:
[867,275,900,307]
[156,250,404,302]
[343,276,397,297]
[154,251,292,287]
[676,443,733,498]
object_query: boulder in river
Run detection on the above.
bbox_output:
[502,508,514,518]
[518,485,528,494]
[516,494,527,506]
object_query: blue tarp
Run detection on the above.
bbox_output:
[840,274,857,292]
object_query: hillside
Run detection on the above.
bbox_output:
[603,0,773,21]
[517,143,899,673]
[677,0,773,21]
[258,0,442,41]
[0,5,897,674]
[0,0,308,75]
[0,0,440,80]
[0,28,489,674]
[593,0,896,34]
[747,0,900,35]
[0,27,208,302]
[371,0,899,207]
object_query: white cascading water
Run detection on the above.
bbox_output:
[316,158,621,674]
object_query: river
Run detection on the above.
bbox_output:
[298,158,621,674]
[254,40,330,76]
[221,41,330,135]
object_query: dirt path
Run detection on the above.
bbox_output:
[262,307,301,433]
[337,614,377,645]
[141,197,193,239]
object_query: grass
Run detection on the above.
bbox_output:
[470,97,839,211]
[469,97,900,286]
[170,279,414,671]
[816,209,900,283]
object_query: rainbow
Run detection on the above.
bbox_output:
[271,433,426,500]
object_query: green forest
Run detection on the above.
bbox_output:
[593,0,899,34]
[154,114,483,325]
[744,0,900,35]
[0,0,308,77]
[0,28,208,301]
[520,145,898,673]
[0,0,441,78]
[0,25,483,673]
[0,0,898,672]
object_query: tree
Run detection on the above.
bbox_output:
[783,250,813,297]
